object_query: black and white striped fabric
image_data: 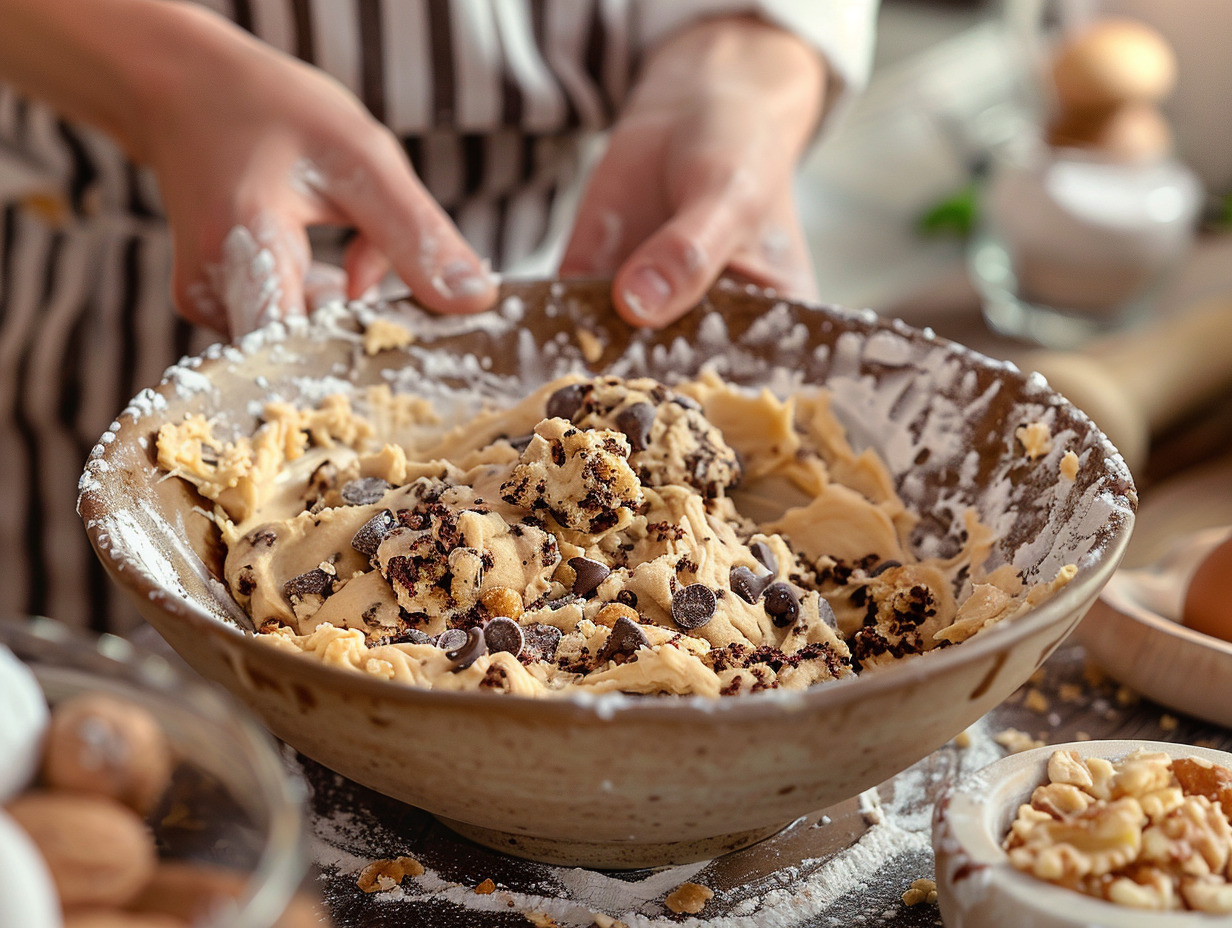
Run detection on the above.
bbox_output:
[0,0,875,632]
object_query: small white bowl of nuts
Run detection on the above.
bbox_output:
[934,739,1232,927]
[0,616,316,928]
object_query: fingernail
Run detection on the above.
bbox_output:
[622,266,672,321]
[435,258,492,299]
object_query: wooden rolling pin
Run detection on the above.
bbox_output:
[1025,296,1232,474]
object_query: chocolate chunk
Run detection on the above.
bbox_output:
[749,540,778,574]
[484,616,525,656]
[522,624,563,661]
[546,383,587,422]
[436,628,468,651]
[282,567,334,602]
[340,477,392,506]
[615,402,655,453]
[569,556,610,597]
[444,627,487,672]
[730,566,773,604]
[351,509,396,557]
[597,615,650,664]
[671,394,701,411]
[671,583,716,630]
[763,582,800,628]
[615,589,638,609]
[817,596,838,629]
[394,628,434,645]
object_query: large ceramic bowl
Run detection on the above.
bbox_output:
[78,280,1136,868]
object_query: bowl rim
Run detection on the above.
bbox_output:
[0,616,308,928]
[935,738,1232,926]
[78,283,1137,722]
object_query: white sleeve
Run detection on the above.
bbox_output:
[632,0,880,106]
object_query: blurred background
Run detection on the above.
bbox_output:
[805,0,1232,356]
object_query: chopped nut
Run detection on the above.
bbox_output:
[1057,683,1084,703]
[481,586,524,620]
[1048,750,1093,789]
[357,856,425,893]
[595,602,639,627]
[476,878,497,894]
[953,729,972,749]
[995,728,1046,754]
[1006,750,1232,914]
[1024,689,1051,714]
[901,877,938,906]
[665,882,713,915]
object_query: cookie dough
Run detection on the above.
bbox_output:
[156,373,1074,697]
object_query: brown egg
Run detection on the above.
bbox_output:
[1046,102,1172,162]
[1182,535,1232,642]
[1051,18,1177,110]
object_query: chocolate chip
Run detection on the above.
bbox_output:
[671,394,701,411]
[671,583,716,630]
[522,624,563,661]
[869,559,902,577]
[444,627,486,672]
[351,509,396,557]
[730,566,773,604]
[546,383,587,421]
[763,582,800,628]
[282,568,334,602]
[750,540,778,574]
[615,402,655,453]
[569,556,610,597]
[508,434,533,453]
[340,477,392,506]
[615,589,638,609]
[596,615,650,664]
[436,628,468,651]
[484,616,524,656]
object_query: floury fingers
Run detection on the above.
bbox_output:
[156,372,1076,697]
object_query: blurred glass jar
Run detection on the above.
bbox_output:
[971,134,1201,346]
[0,616,318,928]
[971,0,1203,347]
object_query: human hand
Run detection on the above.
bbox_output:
[125,5,495,336]
[559,16,826,328]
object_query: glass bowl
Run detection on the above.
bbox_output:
[0,616,309,928]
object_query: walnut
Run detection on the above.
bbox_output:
[1005,750,1232,914]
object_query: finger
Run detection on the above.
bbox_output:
[202,211,310,338]
[559,130,667,279]
[611,191,751,328]
[726,199,819,302]
[343,234,391,299]
[303,260,348,311]
[331,134,497,314]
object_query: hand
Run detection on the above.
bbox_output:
[122,5,497,336]
[559,16,826,328]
